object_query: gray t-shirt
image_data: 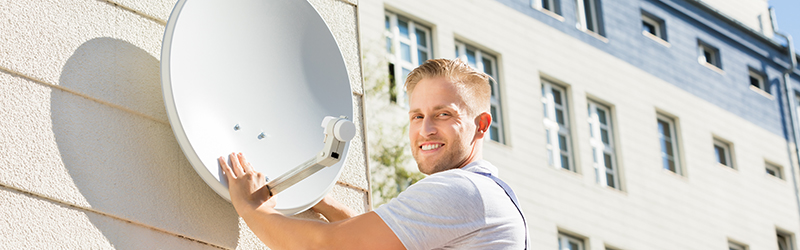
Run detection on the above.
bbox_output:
[375,160,526,250]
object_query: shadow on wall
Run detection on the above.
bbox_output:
[52,37,240,248]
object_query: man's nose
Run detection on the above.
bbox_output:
[420,117,437,136]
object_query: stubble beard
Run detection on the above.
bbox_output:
[413,141,468,175]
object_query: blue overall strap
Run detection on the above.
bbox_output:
[474,172,529,249]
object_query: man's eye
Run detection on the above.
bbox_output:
[438,113,449,117]
[412,115,423,120]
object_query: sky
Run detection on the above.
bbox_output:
[769,0,800,48]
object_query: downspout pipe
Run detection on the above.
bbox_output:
[770,7,800,231]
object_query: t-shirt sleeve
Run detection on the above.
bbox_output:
[374,172,486,250]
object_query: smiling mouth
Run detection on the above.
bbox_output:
[421,144,444,151]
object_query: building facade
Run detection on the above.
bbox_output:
[361,0,800,249]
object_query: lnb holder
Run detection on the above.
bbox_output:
[265,116,355,196]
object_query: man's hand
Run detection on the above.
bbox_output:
[219,152,275,217]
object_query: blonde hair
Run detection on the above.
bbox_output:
[404,58,492,116]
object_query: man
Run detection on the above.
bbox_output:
[219,58,528,249]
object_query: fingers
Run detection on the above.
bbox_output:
[230,152,245,177]
[239,153,255,173]
[219,157,235,181]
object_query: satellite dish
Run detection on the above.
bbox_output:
[161,0,354,215]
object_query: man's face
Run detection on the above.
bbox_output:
[408,77,478,175]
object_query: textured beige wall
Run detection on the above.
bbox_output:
[0,0,367,249]
[361,0,798,249]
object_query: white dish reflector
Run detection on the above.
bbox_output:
[161,0,353,215]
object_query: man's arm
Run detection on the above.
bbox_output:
[312,195,358,222]
[219,153,405,250]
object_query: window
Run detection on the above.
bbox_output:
[777,231,793,250]
[749,69,767,93]
[588,101,618,189]
[641,11,666,40]
[766,162,784,179]
[698,40,721,69]
[657,114,680,174]
[385,11,432,105]
[533,0,561,15]
[576,0,603,35]
[713,138,733,168]
[543,81,573,171]
[558,232,585,250]
[729,241,747,250]
[455,41,505,144]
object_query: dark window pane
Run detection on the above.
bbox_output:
[388,63,396,103]
[703,49,713,64]
[482,58,493,76]
[604,153,613,170]
[569,242,579,250]
[553,89,563,105]
[597,108,607,125]
[714,145,727,165]
[561,155,570,170]
[601,128,609,145]
[543,0,551,10]
[558,134,568,151]
[767,168,777,176]
[398,19,409,38]
[584,0,595,31]
[490,126,499,142]
[415,29,427,47]
[750,75,760,88]
[556,110,565,125]
[643,21,656,35]
[385,16,390,31]
[664,141,673,156]
[606,173,615,188]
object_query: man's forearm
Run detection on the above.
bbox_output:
[241,206,329,249]
[312,196,358,222]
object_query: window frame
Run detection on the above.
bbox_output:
[698,40,722,70]
[657,113,681,175]
[455,41,505,144]
[558,232,586,250]
[749,69,767,93]
[543,80,574,172]
[766,162,784,179]
[588,100,619,189]
[576,0,603,35]
[641,11,666,41]
[777,230,794,250]
[532,0,561,15]
[713,138,734,169]
[384,11,433,106]
[728,241,748,250]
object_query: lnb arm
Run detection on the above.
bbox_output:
[265,116,355,196]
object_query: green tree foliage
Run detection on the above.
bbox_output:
[363,44,425,207]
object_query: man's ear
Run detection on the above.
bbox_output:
[474,112,493,139]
